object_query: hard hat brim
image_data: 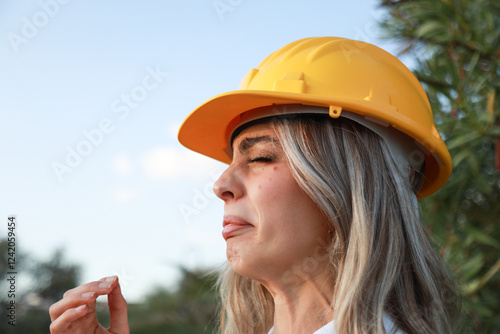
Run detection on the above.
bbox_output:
[178,89,451,198]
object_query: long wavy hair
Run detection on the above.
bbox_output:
[216,114,460,333]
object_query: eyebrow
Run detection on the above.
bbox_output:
[237,135,278,155]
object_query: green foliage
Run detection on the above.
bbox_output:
[32,249,81,302]
[124,267,219,334]
[0,241,81,334]
[380,0,500,332]
[0,240,218,333]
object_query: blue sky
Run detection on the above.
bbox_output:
[0,0,403,302]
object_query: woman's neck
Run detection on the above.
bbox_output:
[263,272,334,334]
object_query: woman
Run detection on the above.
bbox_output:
[49,37,460,333]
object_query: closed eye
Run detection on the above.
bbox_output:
[248,156,273,163]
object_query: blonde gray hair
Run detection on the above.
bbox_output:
[216,115,460,333]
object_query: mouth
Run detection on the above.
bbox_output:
[222,215,254,240]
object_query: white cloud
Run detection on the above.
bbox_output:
[112,152,133,176]
[141,147,184,180]
[141,146,225,181]
[167,121,182,141]
[112,187,137,203]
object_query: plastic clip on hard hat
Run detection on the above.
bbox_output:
[178,37,452,198]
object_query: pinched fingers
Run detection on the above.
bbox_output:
[49,303,91,333]
[107,279,129,333]
[49,276,118,321]
[49,291,97,322]
[62,276,118,299]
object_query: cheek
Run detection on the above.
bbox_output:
[253,174,290,218]
[275,184,328,242]
[253,169,323,236]
[251,166,286,203]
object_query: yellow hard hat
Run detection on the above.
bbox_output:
[178,37,451,198]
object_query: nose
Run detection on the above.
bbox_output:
[213,164,242,202]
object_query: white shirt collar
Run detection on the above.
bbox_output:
[267,314,400,334]
[267,321,334,334]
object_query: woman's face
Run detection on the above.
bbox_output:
[213,122,331,284]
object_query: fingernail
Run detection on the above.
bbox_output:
[75,305,86,312]
[98,282,112,289]
[81,292,95,298]
[105,275,117,282]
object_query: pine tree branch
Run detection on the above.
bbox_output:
[465,257,500,296]
[415,75,452,90]
[380,0,415,6]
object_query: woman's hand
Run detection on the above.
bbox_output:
[49,276,129,334]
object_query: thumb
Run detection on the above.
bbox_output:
[107,277,129,334]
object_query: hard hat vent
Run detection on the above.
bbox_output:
[273,72,306,93]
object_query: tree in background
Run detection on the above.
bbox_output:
[122,267,219,334]
[379,0,500,332]
[1,239,218,333]
[0,239,81,334]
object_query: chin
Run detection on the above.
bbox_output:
[226,249,271,282]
